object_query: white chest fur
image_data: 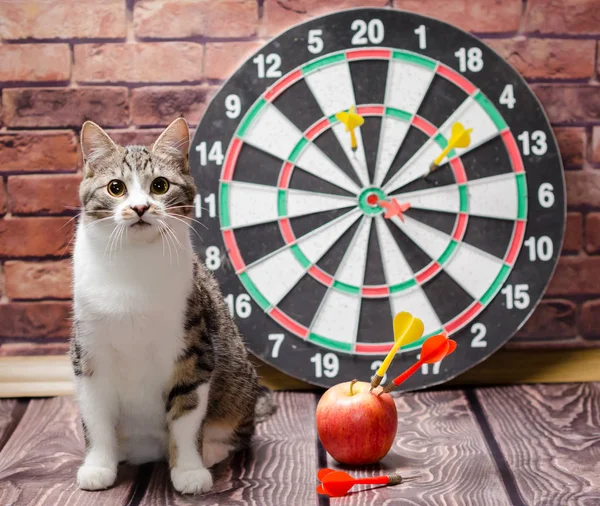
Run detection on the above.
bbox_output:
[73,221,194,446]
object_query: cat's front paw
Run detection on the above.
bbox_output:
[77,464,117,490]
[171,466,213,494]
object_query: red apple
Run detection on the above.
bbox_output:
[316,380,398,465]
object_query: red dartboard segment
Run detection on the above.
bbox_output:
[452,213,469,241]
[278,218,296,244]
[222,229,245,273]
[436,64,478,95]
[356,105,385,116]
[362,285,390,297]
[269,307,309,338]
[450,158,467,184]
[346,48,392,60]
[415,262,442,284]
[309,265,334,287]
[222,137,242,182]
[305,117,331,140]
[278,161,294,189]
[411,115,438,137]
[264,69,303,102]
[501,130,525,173]
[505,220,527,265]
[355,342,395,354]
[445,302,484,334]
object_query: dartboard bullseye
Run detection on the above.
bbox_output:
[190,8,566,389]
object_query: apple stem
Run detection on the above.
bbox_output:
[349,379,358,396]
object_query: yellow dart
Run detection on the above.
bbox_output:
[429,122,473,173]
[335,106,364,151]
[370,311,425,391]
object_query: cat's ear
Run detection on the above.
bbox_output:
[80,121,118,177]
[152,117,190,165]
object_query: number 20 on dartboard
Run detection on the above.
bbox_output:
[190,8,565,388]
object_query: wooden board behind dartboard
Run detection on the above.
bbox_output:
[190,8,566,389]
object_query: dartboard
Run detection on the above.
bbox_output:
[190,8,565,389]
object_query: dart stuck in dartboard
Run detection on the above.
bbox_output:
[191,7,565,392]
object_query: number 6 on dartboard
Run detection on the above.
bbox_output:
[190,8,565,389]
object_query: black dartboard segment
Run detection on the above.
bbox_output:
[190,9,566,389]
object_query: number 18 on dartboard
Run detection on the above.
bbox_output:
[189,8,565,389]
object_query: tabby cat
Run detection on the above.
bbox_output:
[71,118,271,494]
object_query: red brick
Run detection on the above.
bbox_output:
[263,0,389,36]
[0,131,78,174]
[134,0,258,39]
[74,43,203,84]
[0,217,75,258]
[3,88,130,128]
[5,260,72,300]
[0,0,126,40]
[563,212,582,253]
[581,299,600,339]
[565,172,600,209]
[205,42,263,81]
[7,174,82,215]
[486,39,595,80]
[106,129,164,148]
[515,299,577,339]
[0,179,6,216]
[553,127,586,169]
[0,44,71,83]
[0,302,71,339]
[131,86,214,127]
[546,256,600,296]
[585,213,600,254]
[592,127,600,164]
[532,85,600,124]
[524,0,600,36]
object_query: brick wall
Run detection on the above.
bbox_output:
[0,0,599,356]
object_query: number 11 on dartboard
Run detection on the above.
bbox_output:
[189,8,565,389]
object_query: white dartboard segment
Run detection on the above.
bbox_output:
[467,174,519,220]
[245,248,306,306]
[310,289,362,347]
[333,217,372,287]
[297,209,362,265]
[443,242,506,300]
[243,103,304,161]
[391,184,461,214]
[373,117,411,186]
[375,215,415,285]
[294,142,361,195]
[390,215,450,262]
[385,59,436,114]
[304,61,369,187]
[383,139,443,194]
[225,182,355,229]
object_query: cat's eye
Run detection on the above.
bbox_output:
[151,177,170,195]
[107,180,126,197]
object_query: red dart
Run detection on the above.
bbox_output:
[316,468,417,497]
[380,334,457,394]
[379,198,411,220]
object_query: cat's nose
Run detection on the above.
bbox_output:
[132,205,149,217]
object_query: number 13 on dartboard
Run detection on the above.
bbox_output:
[189,8,565,389]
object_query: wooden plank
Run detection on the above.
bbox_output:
[0,397,137,506]
[0,399,27,452]
[476,383,600,506]
[139,392,318,506]
[322,389,511,506]
[5,349,600,397]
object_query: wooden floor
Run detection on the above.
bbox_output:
[0,384,599,506]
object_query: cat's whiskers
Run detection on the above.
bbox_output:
[164,214,205,246]
[157,220,175,266]
[104,222,123,264]
[161,221,183,265]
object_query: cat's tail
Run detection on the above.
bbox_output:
[255,385,276,422]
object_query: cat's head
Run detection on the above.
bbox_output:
[79,117,196,243]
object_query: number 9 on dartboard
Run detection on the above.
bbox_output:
[189,8,565,389]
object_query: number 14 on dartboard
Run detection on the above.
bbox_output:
[188,8,565,389]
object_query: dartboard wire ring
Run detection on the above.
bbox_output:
[217,51,528,355]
